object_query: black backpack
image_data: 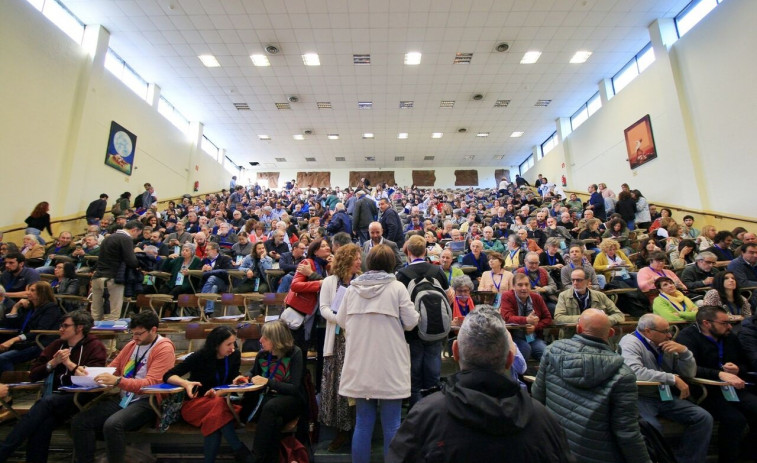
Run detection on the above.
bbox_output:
[638,418,678,463]
[406,275,453,342]
[133,193,143,209]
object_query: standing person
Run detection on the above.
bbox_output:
[395,235,451,408]
[164,326,248,463]
[71,312,175,463]
[234,321,305,463]
[533,309,650,463]
[619,314,713,463]
[112,192,131,216]
[351,190,377,245]
[85,194,109,225]
[387,308,573,463]
[586,184,606,221]
[378,198,404,249]
[0,310,107,463]
[318,244,362,451]
[336,245,419,463]
[677,306,757,462]
[631,190,652,231]
[140,183,156,210]
[91,220,143,321]
[25,202,52,245]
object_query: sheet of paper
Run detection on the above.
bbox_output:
[330,285,348,314]
[70,367,116,387]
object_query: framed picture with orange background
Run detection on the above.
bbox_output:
[624,114,657,169]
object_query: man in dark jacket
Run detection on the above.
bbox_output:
[198,242,233,316]
[351,190,377,245]
[678,305,757,462]
[91,220,143,321]
[0,310,107,462]
[387,307,573,463]
[379,198,404,249]
[85,194,109,225]
[326,203,352,236]
[680,251,719,289]
[533,309,649,463]
[395,236,451,408]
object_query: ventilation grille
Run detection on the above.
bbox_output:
[494,99,511,107]
[453,53,473,64]
[316,101,332,109]
[305,157,316,162]
[353,54,371,65]
[358,101,373,109]
[335,157,345,162]
[233,102,250,110]
[365,156,375,161]
[275,157,287,162]
[275,102,291,110]
[399,100,414,109]
[535,99,552,107]
[394,156,404,161]
[424,155,435,161]
[440,100,455,108]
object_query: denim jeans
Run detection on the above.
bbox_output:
[200,275,227,313]
[0,345,41,375]
[637,396,713,463]
[276,274,294,293]
[511,333,547,361]
[408,339,443,408]
[353,398,402,463]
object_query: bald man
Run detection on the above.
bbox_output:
[533,309,649,463]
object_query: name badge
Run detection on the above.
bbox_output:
[173,246,181,255]
[119,392,134,408]
[44,257,52,267]
[722,385,740,402]
[254,278,260,292]
[236,255,245,265]
[658,384,673,401]
[175,273,184,285]
[143,275,155,286]
[525,333,536,343]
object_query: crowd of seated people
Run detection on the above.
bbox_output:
[0,179,754,462]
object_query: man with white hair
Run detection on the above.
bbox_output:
[388,307,572,462]
[326,202,352,236]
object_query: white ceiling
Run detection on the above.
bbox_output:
[63,0,690,171]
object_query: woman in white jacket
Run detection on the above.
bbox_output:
[336,244,419,463]
[318,243,362,451]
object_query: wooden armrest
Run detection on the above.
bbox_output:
[689,377,729,387]
[522,375,536,384]
[636,380,662,386]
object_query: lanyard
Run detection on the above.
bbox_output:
[446,269,453,283]
[265,353,283,380]
[652,268,666,278]
[509,250,518,260]
[456,298,471,316]
[492,273,504,291]
[714,245,734,260]
[573,291,591,310]
[411,258,425,264]
[516,295,532,317]
[215,356,229,386]
[569,262,576,270]
[703,335,725,368]
[546,254,556,266]
[660,293,687,312]
[726,301,740,316]
[525,269,538,288]
[20,309,34,332]
[634,331,663,367]
[127,337,158,378]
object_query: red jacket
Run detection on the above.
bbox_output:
[284,258,325,315]
[499,290,552,333]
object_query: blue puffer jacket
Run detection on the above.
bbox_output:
[532,334,650,463]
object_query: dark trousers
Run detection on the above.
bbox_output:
[70,396,154,463]
[0,392,84,463]
[249,395,302,463]
[702,387,757,462]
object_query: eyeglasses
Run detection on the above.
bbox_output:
[129,330,148,336]
[59,323,75,329]
[707,320,731,326]
[571,278,585,282]
[702,260,717,265]
[648,328,674,335]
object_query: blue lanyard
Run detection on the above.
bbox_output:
[447,269,453,283]
[411,258,425,264]
[492,273,504,291]
[456,298,471,316]
[569,262,576,270]
[265,353,283,380]
[19,309,34,332]
[546,254,556,266]
[574,290,591,310]
[215,356,229,386]
[703,335,725,368]
[525,269,538,288]
[660,293,687,312]
[634,331,663,367]
[509,250,518,260]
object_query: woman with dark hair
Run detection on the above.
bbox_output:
[631,190,651,231]
[0,281,60,374]
[670,239,697,270]
[24,202,52,245]
[52,262,81,313]
[653,276,698,322]
[114,192,131,215]
[336,244,419,463]
[235,320,305,463]
[615,190,637,230]
[165,326,246,463]
[648,208,672,235]
[602,218,631,251]
[318,243,362,451]
[284,238,332,350]
[637,251,686,293]
[238,242,273,293]
[636,238,662,269]
[704,271,751,318]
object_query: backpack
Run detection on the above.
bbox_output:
[406,275,453,342]
[279,435,309,463]
[638,418,678,463]
[112,200,122,215]
[133,193,143,209]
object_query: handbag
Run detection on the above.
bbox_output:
[280,307,305,330]
[158,390,186,432]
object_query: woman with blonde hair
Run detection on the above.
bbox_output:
[697,225,717,251]
[593,238,635,285]
[318,243,362,451]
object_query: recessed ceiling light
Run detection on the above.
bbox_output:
[404,52,422,65]
[250,54,270,66]
[363,133,374,139]
[258,135,271,140]
[198,54,220,67]
[275,103,291,109]
[293,134,304,140]
[233,102,250,110]
[431,132,443,139]
[569,51,592,64]
[302,53,320,66]
[327,134,339,140]
[510,131,524,137]
[305,157,316,162]
[476,132,489,137]
[535,99,552,107]
[520,51,541,64]
[464,155,475,160]
[365,156,375,161]
[397,133,408,139]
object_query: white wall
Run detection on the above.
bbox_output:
[521,0,756,219]
[0,0,229,229]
